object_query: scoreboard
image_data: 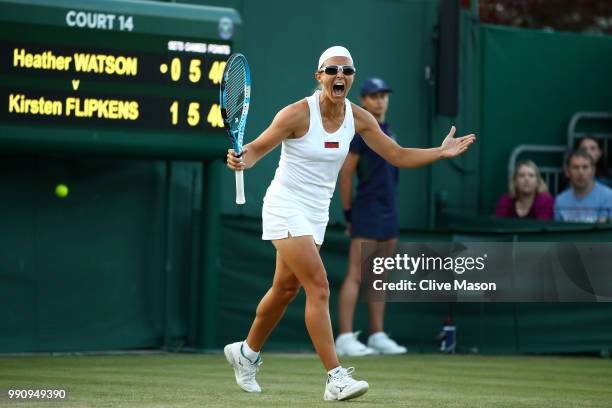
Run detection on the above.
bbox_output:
[0,0,240,159]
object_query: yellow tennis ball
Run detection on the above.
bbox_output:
[55,184,69,198]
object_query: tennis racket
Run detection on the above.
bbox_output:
[220,53,251,205]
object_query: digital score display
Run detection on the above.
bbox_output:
[0,41,229,131]
[0,0,240,158]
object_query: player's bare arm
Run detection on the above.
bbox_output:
[226,100,309,170]
[352,104,476,168]
[339,152,359,235]
[339,152,359,212]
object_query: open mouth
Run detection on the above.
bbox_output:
[332,82,345,96]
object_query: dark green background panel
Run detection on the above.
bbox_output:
[216,218,612,354]
[0,157,202,352]
[2,1,612,356]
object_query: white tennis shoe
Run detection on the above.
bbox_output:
[367,332,407,355]
[324,366,369,401]
[224,341,262,393]
[335,331,377,357]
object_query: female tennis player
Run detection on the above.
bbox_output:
[224,46,475,401]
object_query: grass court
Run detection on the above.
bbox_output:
[1,353,611,407]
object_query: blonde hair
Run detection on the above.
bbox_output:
[509,160,548,198]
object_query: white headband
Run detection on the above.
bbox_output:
[318,46,353,69]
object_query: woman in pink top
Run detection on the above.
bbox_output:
[495,160,554,219]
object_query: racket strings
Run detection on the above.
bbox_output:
[225,63,246,120]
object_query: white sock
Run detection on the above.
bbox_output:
[369,331,386,341]
[328,366,342,376]
[241,340,259,362]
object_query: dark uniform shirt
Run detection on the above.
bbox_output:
[349,122,399,239]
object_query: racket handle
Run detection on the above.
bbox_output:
[235,170,245,205]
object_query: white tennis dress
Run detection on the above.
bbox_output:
[262,91,355,245]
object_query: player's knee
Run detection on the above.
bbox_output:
[305,279,330,303]
[275,284,300,304]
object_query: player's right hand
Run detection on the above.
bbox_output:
[226,148,247,171]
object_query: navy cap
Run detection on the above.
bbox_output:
[360,77,392,96]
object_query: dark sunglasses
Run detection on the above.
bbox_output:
[318,65,356,76]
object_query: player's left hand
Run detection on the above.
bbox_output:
[440,126,476,158]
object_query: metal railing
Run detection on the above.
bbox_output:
[567,111,612,153]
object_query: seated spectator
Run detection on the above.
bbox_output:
[578,136,612,188]
[496,160,554,219]
[555,150,612,223]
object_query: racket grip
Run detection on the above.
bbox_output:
[235,170,245,205]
